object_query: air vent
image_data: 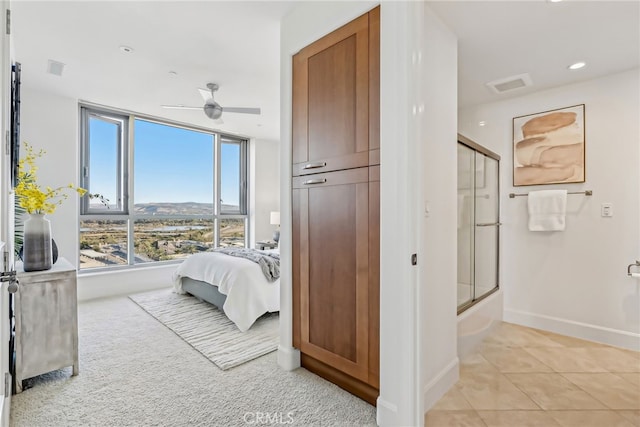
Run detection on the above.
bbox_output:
[46,59,65,76]
[486,73,532,94]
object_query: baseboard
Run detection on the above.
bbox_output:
[377,358,459,426]
[376,396,398,426]
[504,308,640,351]
[78,264,175,302]
[277,345,300,371]
[422,357,459,414]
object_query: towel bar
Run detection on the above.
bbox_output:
[509,190,593,198]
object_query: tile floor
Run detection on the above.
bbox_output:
[426,322,640,426]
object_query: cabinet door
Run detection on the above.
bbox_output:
[293,168,370,381]
[292,13,371,176]
[368,165,380,388]
[16,274,77,380]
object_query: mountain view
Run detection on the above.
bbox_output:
[80,202,245,269]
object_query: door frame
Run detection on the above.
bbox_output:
[1,0,15,423]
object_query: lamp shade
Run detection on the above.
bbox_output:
[270,211,280,226]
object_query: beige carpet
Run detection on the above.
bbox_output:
[129,288,278,370]
[10,295,376,426]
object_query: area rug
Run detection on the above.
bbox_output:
[129,288,278,370]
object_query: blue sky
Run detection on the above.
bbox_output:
[89,118,241,206]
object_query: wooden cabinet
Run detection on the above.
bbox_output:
[292,6,380,177]
[291,6,379,405]
[14,258,79,393]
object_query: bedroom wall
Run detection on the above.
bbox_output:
[281,2,459,425]
[459,69,640,350]
[249,138,280,247]
[18,87,79,266]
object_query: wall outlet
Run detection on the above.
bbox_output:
[601,203,613,217]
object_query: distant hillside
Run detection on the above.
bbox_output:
[133,202,238,215]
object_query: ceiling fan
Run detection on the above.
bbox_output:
[161,83,261,121]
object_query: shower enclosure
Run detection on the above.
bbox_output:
[457,135,500,313]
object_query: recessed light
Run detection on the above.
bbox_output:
[479,121,486,127]
[548,0,563,3]
[119,45,134,54]
[568,62,586,70]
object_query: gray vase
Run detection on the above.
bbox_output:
[23,213,53,272]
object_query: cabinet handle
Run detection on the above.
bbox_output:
[476,222,502,227]
[303,178,327,185]
[303,162,327,170]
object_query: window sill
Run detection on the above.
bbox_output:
[78,260,182,277]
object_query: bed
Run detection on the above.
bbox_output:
[172,248,280,332]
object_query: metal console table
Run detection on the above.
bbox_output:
[14,258,79,393]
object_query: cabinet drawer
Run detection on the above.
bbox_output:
[292,167,369,189]
[292,149,380,177]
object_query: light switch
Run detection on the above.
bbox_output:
[601,203,613,217]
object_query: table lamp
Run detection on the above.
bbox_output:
[270,211,280,242]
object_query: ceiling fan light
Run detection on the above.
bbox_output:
[203,102,223,120]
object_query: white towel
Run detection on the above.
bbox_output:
[527,190,567,231]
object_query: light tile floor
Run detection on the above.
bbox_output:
[426,322,640,427]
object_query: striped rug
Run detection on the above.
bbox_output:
[129,288,279,370]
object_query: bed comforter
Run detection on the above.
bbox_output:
[173,250,280,332]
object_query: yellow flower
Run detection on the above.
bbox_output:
[14,142,88,214]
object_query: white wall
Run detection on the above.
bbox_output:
[19,87,79,266]
[416,4,459,417]
[460,69,640,350]
[280,3,459,425]
[249,138,280,247]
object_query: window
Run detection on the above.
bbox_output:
[80,109,128,213]
[79,106,249,270]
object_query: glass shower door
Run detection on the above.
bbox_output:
[474,154,499,300]
[457,138,500,313]
[457,144,475,307]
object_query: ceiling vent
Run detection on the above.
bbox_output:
[485,73,532,94]
[47,59,65,77]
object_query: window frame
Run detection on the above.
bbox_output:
[219,135,248,216]
[80,107,130,214]
[79,104,250,271]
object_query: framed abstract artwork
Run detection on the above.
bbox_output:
[512,104,585,186]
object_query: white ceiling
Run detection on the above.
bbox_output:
[11,1,640,141]
[428,0,640,108]
[12,1,295,141]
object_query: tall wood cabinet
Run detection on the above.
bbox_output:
[292,6,380,405]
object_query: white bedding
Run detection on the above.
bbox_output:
[172,249,280,332]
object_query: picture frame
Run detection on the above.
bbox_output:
[512,104,585,187]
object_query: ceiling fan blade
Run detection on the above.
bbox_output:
[161,105,202,110]
[222,107,261,115]
[198,88,212,102]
